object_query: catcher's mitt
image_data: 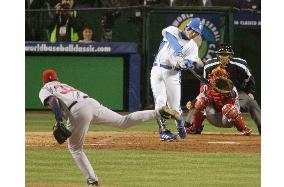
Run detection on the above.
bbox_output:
[53,122,72,144]
[212,77,234,94]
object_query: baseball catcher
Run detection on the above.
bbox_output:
[204,44,261,135]
[185,66,252,135]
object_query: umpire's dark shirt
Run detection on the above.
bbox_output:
[204,58,256,95]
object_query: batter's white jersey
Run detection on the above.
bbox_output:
[151,26,199,118]
[155,26,199,67]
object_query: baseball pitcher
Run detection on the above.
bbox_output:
[184,66,252,135]
[150,18,204,141]
[39,69,181,186]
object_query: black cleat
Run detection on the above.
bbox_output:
[87,179,99,186]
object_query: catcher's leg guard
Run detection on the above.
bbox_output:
[186,96,209,134]
[222,104,252,135]
[188,110,205,134]
[185,118,205,134]
[194,96,210,111]
[193,97,209,126]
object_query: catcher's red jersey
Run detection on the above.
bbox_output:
[203,85,238,111]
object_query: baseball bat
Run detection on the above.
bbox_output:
[187,68,233,94]
[187,67,209,85]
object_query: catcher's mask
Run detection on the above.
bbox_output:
[216,44,234,66]
[42,69,58,84]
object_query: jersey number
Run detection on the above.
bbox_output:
[54,85,76,94]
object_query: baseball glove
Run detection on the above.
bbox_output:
[212,77,234,94]
[53,122,72,144]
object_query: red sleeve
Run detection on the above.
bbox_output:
[207,88,233,111]
[200,84,208,93]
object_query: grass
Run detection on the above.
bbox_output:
[26,148,260,187]
[25,111,260,187]
[25,111,257,134]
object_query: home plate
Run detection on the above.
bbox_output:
[208,141,240,145]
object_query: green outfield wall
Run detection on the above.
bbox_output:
[26,7,260,108]
[25,56,124,110]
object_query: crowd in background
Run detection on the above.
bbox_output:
[26,0,260,10]
[25,0,260,42]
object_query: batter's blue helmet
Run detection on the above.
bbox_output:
[185,18,203,34]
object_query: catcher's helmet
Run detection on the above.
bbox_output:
[42,69,58,84]
[216,44,234,58]
[185,18,203,34]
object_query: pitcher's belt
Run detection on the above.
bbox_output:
[68,96,89,111]
[153,63,180,71]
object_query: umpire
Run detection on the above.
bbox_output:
[203,45,261,135]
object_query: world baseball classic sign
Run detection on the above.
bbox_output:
[167,13,221,61]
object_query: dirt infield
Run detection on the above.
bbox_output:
[25,183,117,187]
[26,131,260,153]
[25,184,86,187]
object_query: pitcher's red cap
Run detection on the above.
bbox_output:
[42,69,58,84]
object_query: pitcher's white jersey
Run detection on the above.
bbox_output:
[39,81,88,119]
[154,26,199,67]
[39,81,88,105]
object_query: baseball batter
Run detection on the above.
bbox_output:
[185,66,252,135]
[39,69,181,186]
[150,18,204,141]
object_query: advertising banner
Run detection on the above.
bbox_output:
[166,13,221,61]
[234,12,261,29]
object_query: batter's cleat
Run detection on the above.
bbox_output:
[160,130,177,141]
[240,127,252,136]
[177,127,187,139]
[87,179,99,186]
[159,106,181,120]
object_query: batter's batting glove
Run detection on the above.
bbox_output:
[176,52,195,70]
[175,52,187,69]
[185,59,194,69]
[53,121,72,144]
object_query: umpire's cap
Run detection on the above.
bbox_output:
[42,69,58,84]
[185,18,203,34]
[216,44,234,55]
